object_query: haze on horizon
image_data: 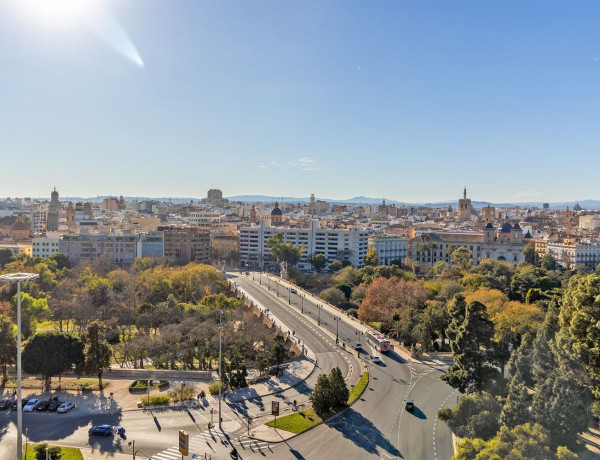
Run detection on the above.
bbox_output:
[1,1,599,203]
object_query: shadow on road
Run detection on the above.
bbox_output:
[326,408,402,458]
[408,407,427,420]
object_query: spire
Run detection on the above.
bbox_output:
[463,187,467,199]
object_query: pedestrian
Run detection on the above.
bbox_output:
[198,393,201,401]
[13,389,16,398]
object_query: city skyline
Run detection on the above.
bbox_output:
[2,1,600,201]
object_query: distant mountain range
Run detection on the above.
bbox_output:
[29,195,600,210]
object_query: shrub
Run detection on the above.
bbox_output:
[141,394,169,406]
[208,381,223,396]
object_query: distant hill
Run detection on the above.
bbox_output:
[28,195,600,210]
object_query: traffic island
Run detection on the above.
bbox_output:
[23,444,83,460]
[254,371,370,442]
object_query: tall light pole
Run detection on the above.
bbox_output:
[301,295,304,314]
[318,304,322,326]
[0,272,39,460]
[288,288,291,305]
[218,309,223,430]
[335,316,340,343]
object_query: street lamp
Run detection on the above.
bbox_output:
[218,309,223,430]
[317,304,322,326]
[334,316,340,343]
[301,295,304,314]
[288,288,291,305]
[0,272,39,460]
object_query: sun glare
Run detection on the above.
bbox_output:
[20,0,98,27]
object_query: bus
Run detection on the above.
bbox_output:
[366,331,392,353]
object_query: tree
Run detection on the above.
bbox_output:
[451,247,474,271]
[0,317,16,382]
[328,367,349,410]
[501,370,532,428]
[330,260,343,272]
[312,373,332,415]
[0,248,15,269]
[454,423,577,460]
[266,232,304,267]
[442,301,500,393]
[311,367,348,415]
[22,332,84,391]
[318,287,346,307]
[309,253,327,273]
[364,247,379,266]
[271,335,287,372]
[523,243,536,265]
[438,391,501,440]
[540,253,557,271]
[559,273,600,411]
[81,321,112,388]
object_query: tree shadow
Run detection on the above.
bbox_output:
[326,408,402,457]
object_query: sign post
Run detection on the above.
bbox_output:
[179,430,189,457]
[271,401,279,429]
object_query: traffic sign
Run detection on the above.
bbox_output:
[179,430,189,455]
[192,454,197,459]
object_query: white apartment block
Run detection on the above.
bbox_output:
[32,232,61,258]
[546,242,600,269]
[368,235,408,265]
[240,220,369,269]
[30,204,48,234]
[186,211,221,226]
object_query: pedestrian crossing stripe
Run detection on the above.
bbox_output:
[150,431,272,459]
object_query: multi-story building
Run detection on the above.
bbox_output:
[211,232,240,260]
[239,220,369,269]
[59,233,136,264]
[32,232,61,258]
[410,222,527,267]
[30,203,48,233]
[136,232,165,258]
[546,242,600,269]
[368,235,408,266]
[162,227,210,265]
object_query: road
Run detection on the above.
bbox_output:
[231,272,458,460]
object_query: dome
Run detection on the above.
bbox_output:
[485,223,494,229]
[271,202,283,216]
[512,223,521,230]
[524,216,534,223]
[11,221,29,231]
[499,222,512,233]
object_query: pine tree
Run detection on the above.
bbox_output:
[328,367,349,410]
[81,321,112,388]
[532,301,559,385]
[446,294,467,343]
[507,333,535,387]
[443,301,499,393]
[312,374,332,415]
[501,370,532,428]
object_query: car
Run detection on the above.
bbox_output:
[245,271,250,275]
[89,425,114,436]
[353,342,362,350]
[0,399,10,410]
[35,400,51,411]
[48,400,63,412]
[370,355,381,364]
[11,399,28,410]
[290,288,297,294]
[57,402,75,413]
[405,399,414,412]
[23,398,39,412]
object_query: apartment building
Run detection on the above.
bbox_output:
[161,227,210,265]
[546,241,600,269]
[59,233,136,264]
[32,232,61,258]
[239,220,369,269]
[368,235,409,266]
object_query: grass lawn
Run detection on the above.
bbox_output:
[23,444,83,460]
[348,372,369,405]
[265,408,323,434]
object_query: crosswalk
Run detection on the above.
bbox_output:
[151,430,272,460]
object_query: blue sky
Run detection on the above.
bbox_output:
[1,0,599,203]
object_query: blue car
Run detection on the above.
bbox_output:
[88,425,113,436]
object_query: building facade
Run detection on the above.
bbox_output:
[32,232,61,258]
[368,235,408,266]
[162,227,211,265]
[59,233,136,264]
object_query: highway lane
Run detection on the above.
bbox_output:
[234,272,458,460]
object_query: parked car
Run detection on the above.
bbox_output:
[370,355,381,364]
[405,399,414,412]
[353,342,362,350]
[23,399,40,412]
[89,425,114,436]
[36,400,51,411]
[48,400,63,412]
[57,402,75,413]
[11,399,28,410]
[290,288,297,294]
[0,399,10,410]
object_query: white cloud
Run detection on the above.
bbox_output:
[258,157,320,171]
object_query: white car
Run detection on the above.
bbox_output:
[57,402,75,413]
[290,288,298,294]
[23,399,39,412]
[370,355,381,364]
